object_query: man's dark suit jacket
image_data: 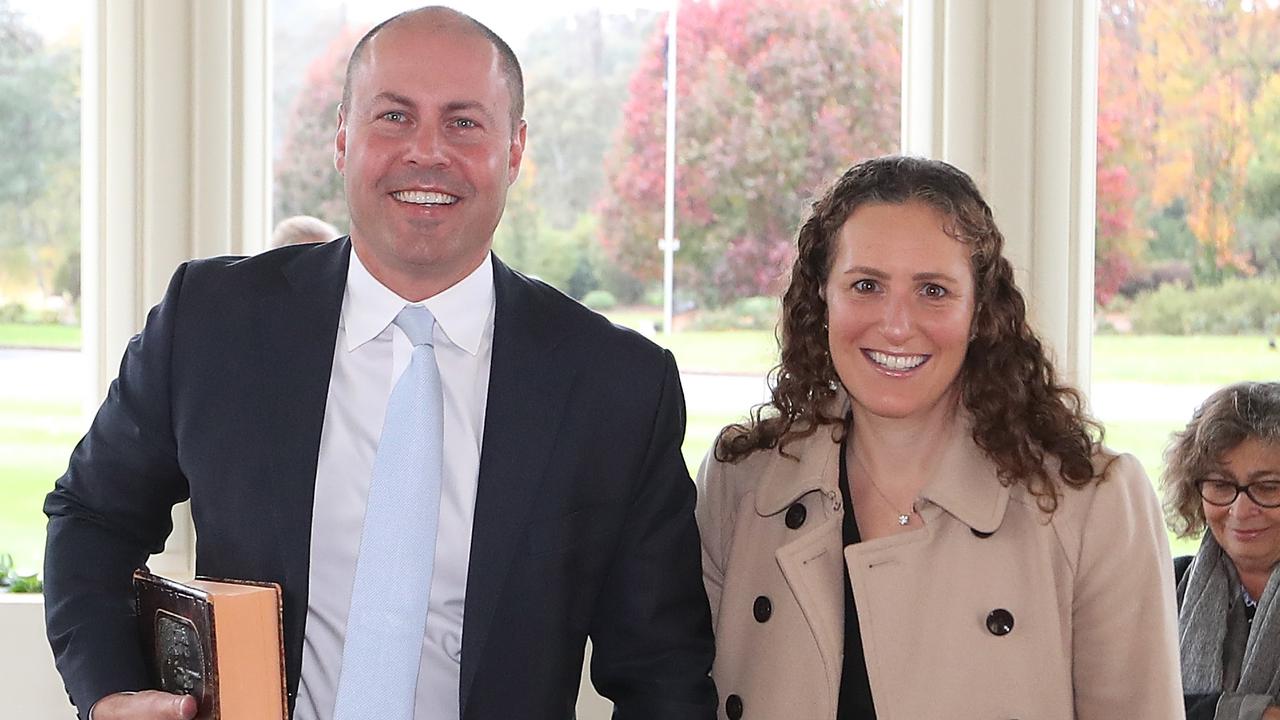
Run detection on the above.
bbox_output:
[43,238,717,719]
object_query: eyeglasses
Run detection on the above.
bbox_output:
[1196,478,1280,509]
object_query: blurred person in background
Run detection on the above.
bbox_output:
[271,215,342,248]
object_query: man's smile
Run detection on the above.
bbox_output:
[391,189,459,205]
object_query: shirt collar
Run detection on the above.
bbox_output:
[342,248,494,355]
[915,412,1010,535]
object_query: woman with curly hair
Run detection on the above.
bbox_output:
[1163,381,1280,720]
[696,156,1182,719]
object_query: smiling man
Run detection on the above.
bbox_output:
[43,7,716,720]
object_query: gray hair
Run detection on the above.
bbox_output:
[1161,381,1280,537]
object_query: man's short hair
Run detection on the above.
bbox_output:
[341,6,525,131]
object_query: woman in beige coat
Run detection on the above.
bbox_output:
[697,156,1183,720]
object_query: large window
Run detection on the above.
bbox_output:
[1093,0,1280,555]
[0,0,83,576]
[271,0,903,471]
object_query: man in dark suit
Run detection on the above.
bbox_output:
[43,6,716,720]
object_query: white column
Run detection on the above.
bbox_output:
[902,0,1098,392]
[82,0,272,576]
[192,1,273,258]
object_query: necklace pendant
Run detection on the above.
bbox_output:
[897,514,910,526]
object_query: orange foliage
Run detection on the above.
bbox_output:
[1136,0,1278,272]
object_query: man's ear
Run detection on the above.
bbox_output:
[507,119,527,186]
[334,104,348,174]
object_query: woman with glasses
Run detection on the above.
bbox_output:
[1162,381,1280,720]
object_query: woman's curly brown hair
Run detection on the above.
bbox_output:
[1161,381,1280,538]
[717,155,1104,513]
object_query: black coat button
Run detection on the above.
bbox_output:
[752,595,772,623]
[785,502,807,529]
[986,608,1014,636]
[971,528,994,538]
[726,694,744,719]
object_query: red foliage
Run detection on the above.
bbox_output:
[599,0,901,304]
[273,25,368,227]
[1093,4,1151,306]
[1094,249,1132,307]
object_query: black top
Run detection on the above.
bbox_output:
[837,435,878,719]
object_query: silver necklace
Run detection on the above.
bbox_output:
[846,437,915,526]
[863,473,913,526]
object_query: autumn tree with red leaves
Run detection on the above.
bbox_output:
[273,25,366,233]
[1095,1,1152,306]
[598,0,901,305]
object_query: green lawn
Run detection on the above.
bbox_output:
[1092,334,1278,385]
[0,322,80,350]
[604,308,777,375]
[0,396,80,574]
[1104,419,1200,557]
[661,330,776,375]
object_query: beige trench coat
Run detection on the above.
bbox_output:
[696,418,1184,720]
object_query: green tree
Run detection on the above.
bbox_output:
[521,9,659,230]
[492,157,599,298]
[0,1,80,307]
[1242,73,1280,275]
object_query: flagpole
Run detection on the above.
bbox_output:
[661,2,678,336]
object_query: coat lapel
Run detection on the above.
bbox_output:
[763,432,847,703]
[256,238,348,693]
[459,258,578,712]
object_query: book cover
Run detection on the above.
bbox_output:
[133,569,286,720]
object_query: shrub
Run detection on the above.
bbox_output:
[1119,259,1194,298]
[582,290,618,311]
[1129,276,1280,334]
[0,302,25,323]
[0,553,42,594]
[691,295,780,331]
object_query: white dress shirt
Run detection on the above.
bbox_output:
[293,250,494,720]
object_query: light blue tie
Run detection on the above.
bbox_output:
[334,305,444,720]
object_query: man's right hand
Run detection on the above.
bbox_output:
[91,691,197,720]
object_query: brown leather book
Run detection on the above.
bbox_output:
[132,569,286,720]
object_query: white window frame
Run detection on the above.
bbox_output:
[82,0,271,576]
[903,0,1098,392]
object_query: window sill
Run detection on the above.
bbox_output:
[0,593,78,718]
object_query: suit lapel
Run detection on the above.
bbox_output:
[459,258,578,713]
[256,238,349,694]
